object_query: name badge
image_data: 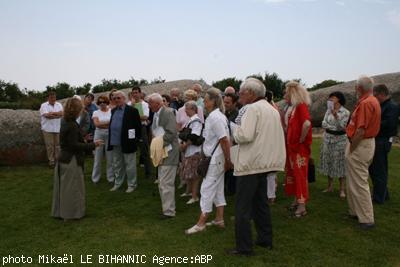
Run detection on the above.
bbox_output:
[128,129,135,139]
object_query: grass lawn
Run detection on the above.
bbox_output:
[1,138,400,267]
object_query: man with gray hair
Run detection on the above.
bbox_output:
[228,78,286,255]
[345,75,381,229]
[108,90,142,193]
[148,93,180,219]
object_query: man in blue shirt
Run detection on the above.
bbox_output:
[108,91,142,193]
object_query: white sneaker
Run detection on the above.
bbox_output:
[185,224,206,235]
[186,198,199,204]
[154,179,159,184]
[180,192,191,197]
[126,186,135,193]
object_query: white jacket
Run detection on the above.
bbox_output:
[233,99,286,176]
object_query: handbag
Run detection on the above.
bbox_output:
[196,142,219,178]
[178,119,203,143]
[308,158,316,183]
[196,118,230,177]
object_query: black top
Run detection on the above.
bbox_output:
[107,105,142,153]
[59,119,95,167]
[225,108,239,123]
[377,98,400,138]
[170,100,184,110]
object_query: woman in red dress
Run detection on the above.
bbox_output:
[283,81,312,217]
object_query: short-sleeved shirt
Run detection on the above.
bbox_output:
[92,109,111,131]
[203,108,229,164]
[39,101,63,133]
[183,114,202,157]
[346,94,381,139]
[176,105,204,130]
[128,101,150,125]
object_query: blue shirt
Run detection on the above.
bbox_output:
[86,103,98,134]
[110,105,125,146]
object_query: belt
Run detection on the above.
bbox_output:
[326,129,346,136]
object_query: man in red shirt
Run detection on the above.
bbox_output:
[345,75,381,230]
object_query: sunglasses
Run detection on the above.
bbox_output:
[98,101,107,104]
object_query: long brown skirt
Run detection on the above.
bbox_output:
[51,156,85,220]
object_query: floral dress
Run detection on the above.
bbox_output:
[319,106,350,178]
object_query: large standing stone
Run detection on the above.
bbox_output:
[278,72,400,127]
[0,79,209,165]
[0,109,47,165]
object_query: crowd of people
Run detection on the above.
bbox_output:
[39,75,400,256]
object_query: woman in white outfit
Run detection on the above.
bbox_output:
[91,95,114,183]
[185,88,233,234]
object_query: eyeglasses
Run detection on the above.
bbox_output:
[98,101,107,104]
[114,97,122,100]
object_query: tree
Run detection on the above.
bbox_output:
[0,80,25,102]
[75,83,92,95]
[308,79,343,91]
[46,82,74,99]
[247,72,286,100]
[212,77,242,92]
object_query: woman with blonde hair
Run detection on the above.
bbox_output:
[283,81,312,217]
[52,97,103,221]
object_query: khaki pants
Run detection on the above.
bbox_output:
[345,138,375,224]
[158,165,177,216]
[42,131,60,165]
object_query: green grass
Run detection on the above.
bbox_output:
[1,139,400,267]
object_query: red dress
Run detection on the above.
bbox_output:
[284,103,312,203]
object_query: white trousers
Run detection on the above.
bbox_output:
[200,161,226,213]
[92,129,114,183]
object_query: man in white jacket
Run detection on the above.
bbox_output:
[227,78,286,256]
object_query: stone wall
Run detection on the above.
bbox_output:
[0,79,209,165]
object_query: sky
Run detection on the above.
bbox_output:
[0,0,399,91]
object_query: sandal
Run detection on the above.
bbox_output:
[185,224,206,235]
[294,210,307,218]
[287,202,298,211]
[205,220,225,228]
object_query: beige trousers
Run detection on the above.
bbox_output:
[345,138,375,224]
[42,131,60,165]
[158,165,177,216]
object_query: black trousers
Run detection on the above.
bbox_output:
[139,125,152,176]
[225,169,236,195]
[369,138,392,204]
[235,172,272,252]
